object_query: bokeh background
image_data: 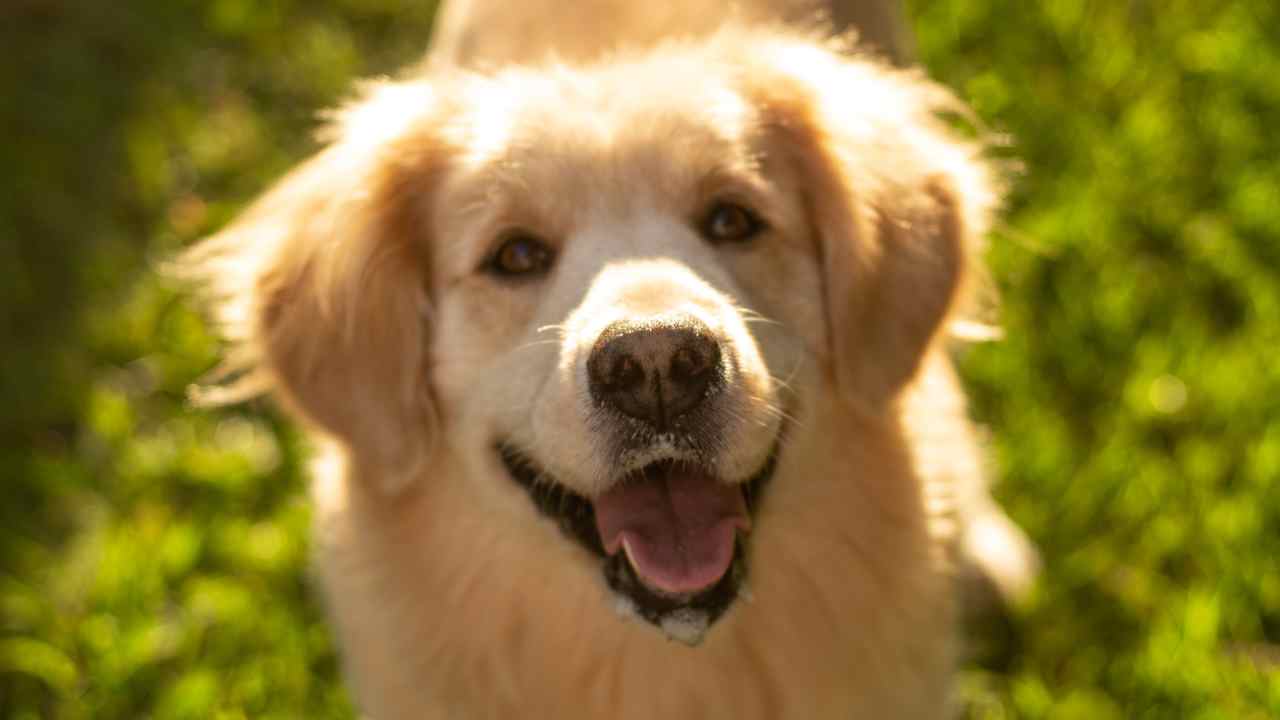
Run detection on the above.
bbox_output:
[3,0,1277,717]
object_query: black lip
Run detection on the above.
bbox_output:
[497,443,605,556]
[496,441,779,632]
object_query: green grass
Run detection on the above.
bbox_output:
[2,1,1277,716]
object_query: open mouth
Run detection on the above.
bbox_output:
[497,442,777,645]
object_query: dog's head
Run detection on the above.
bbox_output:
[183,27,996,644]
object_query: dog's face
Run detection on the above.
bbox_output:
[186,29,994,645]
[427,62,822,637]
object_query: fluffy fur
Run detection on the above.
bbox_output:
[182,11,1035,720]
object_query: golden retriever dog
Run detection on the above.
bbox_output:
[182,1,1036,717]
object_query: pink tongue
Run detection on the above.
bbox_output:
[594,463,750,595]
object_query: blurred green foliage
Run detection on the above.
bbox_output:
[2,1,436,717]
[912,0,1280,717]
[1,0,1276,717]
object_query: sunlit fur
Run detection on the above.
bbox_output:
[181,20,1036,720]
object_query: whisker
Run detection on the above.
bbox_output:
[736,307,785,328]
[762,403,803,430]
[770,357,806,395]
[767,373,797,395]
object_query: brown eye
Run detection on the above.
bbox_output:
[700,201,765,244]
[487,232,555,278]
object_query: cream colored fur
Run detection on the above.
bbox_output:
[183,5,1036,718]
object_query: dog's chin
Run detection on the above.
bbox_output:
[496,441,778,646]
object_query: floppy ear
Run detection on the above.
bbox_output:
[747,37,998,413]
[178,80,449,494]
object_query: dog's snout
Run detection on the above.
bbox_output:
[587,316,722,430]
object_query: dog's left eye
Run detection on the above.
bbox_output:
[700,201,766,245]
[486,232,556,279]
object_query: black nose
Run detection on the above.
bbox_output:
[587,316,723,431]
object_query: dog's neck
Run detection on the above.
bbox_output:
[312,391,955,720]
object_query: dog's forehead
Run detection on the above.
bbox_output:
[451,60,764,207]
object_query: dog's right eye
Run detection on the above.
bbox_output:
[485,232,556,279]
[699,201,766,245]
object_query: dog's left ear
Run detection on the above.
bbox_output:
[746,37,999,413]
[177,80,450,494]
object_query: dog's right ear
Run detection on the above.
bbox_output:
[176,80,450,494]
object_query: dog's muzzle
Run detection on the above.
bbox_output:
[498,313,780,645]
[585,315,744,597]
